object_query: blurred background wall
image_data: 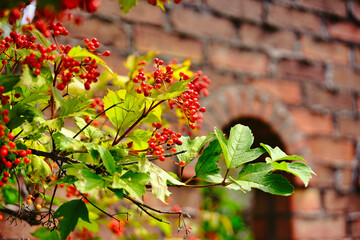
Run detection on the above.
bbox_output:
[65,0,360,239]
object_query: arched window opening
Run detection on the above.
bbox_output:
[222,117,293,240]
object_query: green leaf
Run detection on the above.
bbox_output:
[53,200,90,240]
[28,155,52,182]
[139,158,184,202]
[0,75,20,92]
[271,161,315,187]
[226,124,265,168]
[31,227,60,240]
[1,185,19,204]
[20,65,50,87]
[68,46,112,72]
[154,79,192,100]
[53,132,86,152]
[176,133,216,164]
[232,163,294,196]
[41,118,64,132]
[59,96,92,117]
[50,175,78,187]
[97,146,116,174]
[195,140,221,178]
[74,117,106,141]
[214,127,229,164]
[103,89,145,130]
[127,129,152,150]
[112,171,150,201]
[119,0,138,14]
[260,143,304,163]
[7,103,44,129]
[75,169,109,193]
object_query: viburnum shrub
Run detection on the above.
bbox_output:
[0,0,315,239]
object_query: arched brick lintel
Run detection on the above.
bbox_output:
[199,84,310,158]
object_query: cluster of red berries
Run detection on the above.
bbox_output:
[168,71,210,131]
[86,97,106,127]
[0,87,10,116]
[148,122,183,162]
[133,58,174,96]
[108,219,125,237]
[25,195,42,210]
[66,185,82,198]
[0,143,32,188]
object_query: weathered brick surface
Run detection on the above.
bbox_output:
[291,188,321,213]
[328,21,360,43]
[119,1,164,26]
[310,164,335,187]
[352,1,360,22]
[239,23,295,50]
[324,190,360,212]
[338,116,360,138]
[170,7,235,39]
[351,218,360,237]
[249,78,302,104]
[290,108,333,135]
[299,0,347,17]
[293,216,347,239]
[304,83,354,111]
[209,43,269,74]
[307,137,355,165]
[134,25,203,62]
[276,59,325,82]
[206,0,263,22]
[333,65,360,89]
[64,18,128,49]
[300,36,349,64]
[267,4,322,33]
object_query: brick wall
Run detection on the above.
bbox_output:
[69,0,360,239]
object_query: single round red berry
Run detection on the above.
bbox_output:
[103,51,111,56]
[7,132,15,140]
[23,157,30,164]
[179,161,186,166]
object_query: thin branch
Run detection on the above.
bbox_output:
[73,102,128,139]
[118,150,187,166]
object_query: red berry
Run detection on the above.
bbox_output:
[19,150,27,157]
[2,110,8,116]
[2,177,8,183]
[3,171,9,177]
[0,182,3,188]
[147,0,157,5]
[8,141,16,148]
[179,161,186,166]
[3,116,9,123]
[14,158,21,165]
[5,161,12,168]
[14,92,21,98]
[0,147,8,157]
[23,157,30,164]
[34,69,40,76]
[26,149,32,155]
[159,156,166,161]
[103,51,111,56]
[7,132,15,140]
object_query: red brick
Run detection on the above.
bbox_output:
[352,219,360,237]
[209,43,268,74]
[98,0,164,26]
[333,65,360,90]
[305,83,354,111]
[299,0,347,17]
[354,47,360,69]
[206,0,263,22]
[340,168,354,191]
[301,36,349,64]
[267,4,322,33]
[170,7,235,40]
[338,116,360,138]
[310,164,335,187]
[352,1,360,22]
[307,137,355,165]
[324,190,360,212]
[290,108,333,135]
[120,1,164,26]
[291,188,321,213]
[64,18,128,49]
[204,68,237,92]
[276,59,325,82]
[293,216,347,239]
[239,23,295,51]
[249,78,301,104]
[134,25,203,63]
[328,21,360,43]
